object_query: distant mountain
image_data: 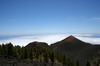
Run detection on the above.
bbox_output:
[50,35,100,66]
[60,35,85,44]
[50,35,91,57]
[1,35,99,66]
[26,41,49,48]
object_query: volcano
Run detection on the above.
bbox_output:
[26,41,49,48]
[50,35,100,66]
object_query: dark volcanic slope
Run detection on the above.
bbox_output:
[50,35,100,66]
[51,35,90,48]
[61,35,85,44]
[50,35,91,58]
[26,41,49,48]
[25,36,100,66]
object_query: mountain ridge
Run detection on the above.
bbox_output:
[50,35,100,66]
[0,35,100,66]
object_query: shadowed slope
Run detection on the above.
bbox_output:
[50,35,100,66]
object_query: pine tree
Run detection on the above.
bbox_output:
[50,51,55,62]
[76,60,79,66]
[2,44,7,56]
[13,45,21,58]
[62,55,67,65]
[0,45,2,55]
[86,61,90,66]
[7,43,14,56]
[44,52,49,63]
[28,48,33,60]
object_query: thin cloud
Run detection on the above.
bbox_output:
[93,17,100,20]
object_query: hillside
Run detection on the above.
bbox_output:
[0,55,66,66]
[0,35,100,66]
[50,35,100,66]
[0,42,74,66]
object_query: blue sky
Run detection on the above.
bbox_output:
[0,0,100,35]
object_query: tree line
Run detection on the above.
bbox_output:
[0,43,74,66]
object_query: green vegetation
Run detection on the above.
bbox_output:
[0,43,74,66]
[90,58,100,66]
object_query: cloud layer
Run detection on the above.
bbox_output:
[0,34,100,46]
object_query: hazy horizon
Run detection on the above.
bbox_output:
[0,0,100,46]
[0,33,100,46]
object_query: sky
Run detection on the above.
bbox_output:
[0,0,100,45]
[0,0,100,35]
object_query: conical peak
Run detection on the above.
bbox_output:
[66,35,77,40]
[62,35,82,43]
[67,35,76,38]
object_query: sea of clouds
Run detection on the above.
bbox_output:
[0,34,100,46]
